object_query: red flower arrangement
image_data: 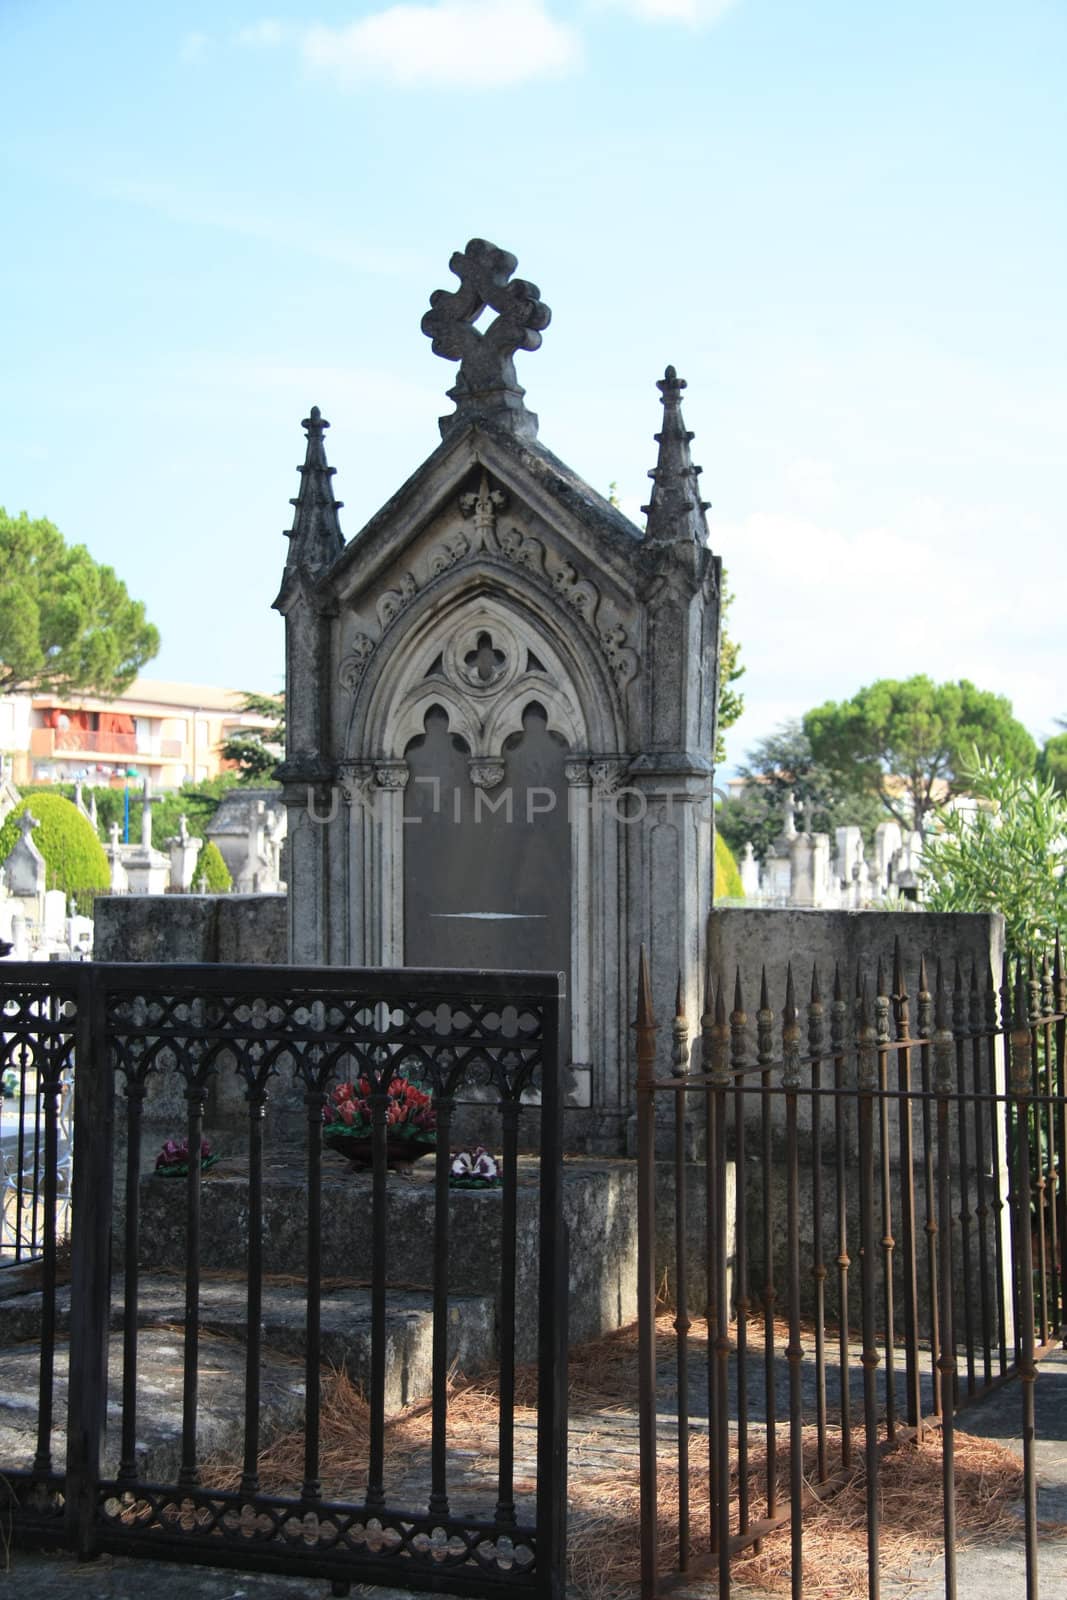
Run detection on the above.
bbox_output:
[323,1075,436,1143]
[153,1136,219,1177]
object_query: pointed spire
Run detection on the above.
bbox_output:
[633,944,658,1089]
[671,969,690,1073]
[636,944,655,1029]
[641,366,711,544]
[283,406,345,581]
[810,962,821,1005]
[934,957,948,1032]
[892,936,904,1002]
[703,944,716,1022]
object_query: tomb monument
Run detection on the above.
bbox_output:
[275,240,723,1152]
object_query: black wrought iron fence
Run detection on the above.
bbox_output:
[635,936,1066,1600]
[0,961,568,1600]
[1,984,75,1266]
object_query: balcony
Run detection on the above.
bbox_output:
[30,729,185,763]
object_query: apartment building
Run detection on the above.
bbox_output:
[3,678,277,790]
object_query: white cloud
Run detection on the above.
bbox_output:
[716,494,1063,774]
[301,1,581,89]
[595,0,738,24]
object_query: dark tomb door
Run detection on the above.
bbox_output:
[404,702,571,1044]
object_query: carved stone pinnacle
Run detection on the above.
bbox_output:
[422,239,550,441]
[642,364,711,544]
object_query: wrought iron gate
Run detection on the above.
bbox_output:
[0,960,568,1599]
[635,938,1066,1599]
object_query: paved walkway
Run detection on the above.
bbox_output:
[5,1351,1067,1599]
[3,1323,1067,1600]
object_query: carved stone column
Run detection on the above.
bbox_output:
[374,760,410,965]
[337,760,375,964]
[589,758,629,1119]
[564,758,592,1099]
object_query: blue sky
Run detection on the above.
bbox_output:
[2,0,1064,772]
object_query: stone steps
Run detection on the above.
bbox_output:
[0,1154,639,1486]
[135,1152,639,1357]
[1,1273,497,1418]
[0,1325,308,1484]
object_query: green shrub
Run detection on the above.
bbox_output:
[0,793,111,912]
[714,831,744,900]
[193,840,232,893]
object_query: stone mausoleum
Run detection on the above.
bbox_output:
[276,240,722,1152]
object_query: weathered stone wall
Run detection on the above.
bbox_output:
[93,893,287,965]
[707,907,1004,1010]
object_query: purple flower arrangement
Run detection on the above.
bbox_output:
[448,1147,502,1190]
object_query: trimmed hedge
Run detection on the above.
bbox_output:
[714,831,744,900]
[194,840,232,893]
[0,793,111,912]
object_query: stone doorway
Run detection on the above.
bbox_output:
[403,701,572,1041]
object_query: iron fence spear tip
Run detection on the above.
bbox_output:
[833,961,843,1003]
[674,969,684,1019]
[810,961,821,1004]
[918,952,929,994]
[784,962,796,1019]
[760,965,770,1011]
[876,955,886,998]
[892,937,904,999]
[734,964,744,1013]
[703,944,715,1017]
[635,945,655,1028]
[714,978,726,1025]
[931,957,949,1031]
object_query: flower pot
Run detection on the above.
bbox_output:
[153,1154,219,1179]
[322,1128,436,1171]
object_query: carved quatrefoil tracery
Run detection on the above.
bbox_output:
[383,606,585,760]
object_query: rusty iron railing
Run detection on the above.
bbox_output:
[635,936,1066,1600]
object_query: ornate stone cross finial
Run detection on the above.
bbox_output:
[422,238,551,441]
